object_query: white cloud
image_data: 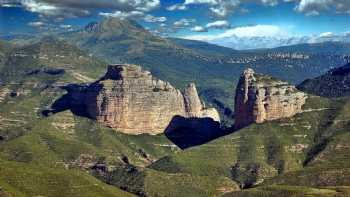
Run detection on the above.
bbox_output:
[166,3,187,11]
[184,0,217,5]
[99,10,144,19]
[59,24,72,29]
[319,32,334,37]
[294,0,331,15]
[212,0,241,18]
[173,18,196,28]
[27,21,45,27]
[191,26,208,32]
[144,14,167,23]
[183,25,289,41]
[224,25,288,37]
[182,25,350,50]
[183,0,279,18]
[206,20,230,29]
[2,0,160,18]
[294,0,350,15]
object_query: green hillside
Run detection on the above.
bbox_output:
[0,38,238,196]
[298,62,350,97]
[147,96,350,196]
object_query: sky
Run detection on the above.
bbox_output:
[1,0,350,49]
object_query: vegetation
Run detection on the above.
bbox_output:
[0,19,350,196]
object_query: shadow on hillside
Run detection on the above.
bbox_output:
[164,115,234,149]
[42,84,91,117]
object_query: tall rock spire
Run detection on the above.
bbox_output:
[234,68,307,129]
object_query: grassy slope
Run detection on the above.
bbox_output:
[0,159,135,197]
[0,39,238,196]
[0,39,172,196]
[148,96,350,196]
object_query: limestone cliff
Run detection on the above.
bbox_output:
[234,68,307,129]
[84,64,219,135]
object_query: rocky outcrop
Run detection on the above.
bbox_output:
[84,64,219,135]
[234,68,307,129]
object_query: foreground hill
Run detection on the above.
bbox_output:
[149,95,350,196]
[298,62,350,97]
[0,39,141,196]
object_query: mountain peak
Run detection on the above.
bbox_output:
[83,17,145,34]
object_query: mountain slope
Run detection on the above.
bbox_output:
[169,37,238,57]
[0,38,238,196]
[149,96,350,196]
[0,38,170,196]
[263,41,350,54]
[0,36,107,84]
[298,62,350,97]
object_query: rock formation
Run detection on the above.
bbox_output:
[234,68,307,129]
[84,64,219,135]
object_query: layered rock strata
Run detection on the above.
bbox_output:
[234,68,307,129]
[84,64,219,135]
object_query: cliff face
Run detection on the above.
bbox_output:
[84,64,219,135]
[298,62,350,98]
[234,68,307,129]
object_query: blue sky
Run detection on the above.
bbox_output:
[1,0,350,49]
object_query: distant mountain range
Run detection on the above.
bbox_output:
[207,33,350,50]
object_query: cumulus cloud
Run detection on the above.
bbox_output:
[179,0,350,18]
[184,0,217,4]
[183,0,279,18]
[27,21,45,27]
[294,0,350,15]
[319,31,334,37]
[166,3,187,11]
[183,25,289,41]
[206,20,230,29]
[1,0,160,18]
[294,0,330,15]
[173,18,196,28]
[144,14,167,23]
[99,10,144,19]
[59,24,72,29]
[183,25,350,50]
[191,26,208,32]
